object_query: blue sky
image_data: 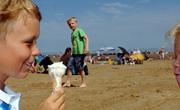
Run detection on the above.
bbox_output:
[34,0,180,53]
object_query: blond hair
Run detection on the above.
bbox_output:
[67,17,77,24]
[0,0,41,39]
[165,23,180,38]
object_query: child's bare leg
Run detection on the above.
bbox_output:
[79,70,87,88]
[63,69,72,87]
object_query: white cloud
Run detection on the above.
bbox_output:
[101,2,132,15]
[75,6,180,50]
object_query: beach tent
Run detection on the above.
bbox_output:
[99,47,116,55]
[130,54,145,61]
[99,47,115,51]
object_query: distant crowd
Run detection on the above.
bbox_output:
[30,47,172,74]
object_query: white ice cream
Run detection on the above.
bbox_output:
[48,62,67,89]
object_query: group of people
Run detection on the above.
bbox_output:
[0,0,89,109]
[30,17,89,88]
[115,50,145,65]
[0,0,180,110]
[31,17,89,88]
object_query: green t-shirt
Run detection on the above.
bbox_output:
[71,28,86,55]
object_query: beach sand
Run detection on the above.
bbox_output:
[7,60,180,110]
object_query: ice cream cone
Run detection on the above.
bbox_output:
[48,62,67,91]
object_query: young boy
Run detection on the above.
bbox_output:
[172,24,180,87]
[63,17,89,88]
[0,0,65,109]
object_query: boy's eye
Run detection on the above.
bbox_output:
[26,40,33,43]
[25,41,34,47]
[27,40,34,43]
[23,36,37,47]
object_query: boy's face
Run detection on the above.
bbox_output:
[0,17,40,79]
[68,19,77,30]
[175,32,180,58]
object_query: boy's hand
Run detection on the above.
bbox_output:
[84,47,89,54]
[38,87,65,110]
[84,34,89,54]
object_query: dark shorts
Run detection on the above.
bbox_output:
[67,54,86,71]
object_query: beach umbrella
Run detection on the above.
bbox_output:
[99,47,116,55]
[105,47,115,51]
[99,47,105,51]
[99,47,115,51]
[118,46,129,54]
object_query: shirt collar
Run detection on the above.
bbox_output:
[0,86,21,104]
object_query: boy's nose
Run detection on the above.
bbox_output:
[32,46,41,56]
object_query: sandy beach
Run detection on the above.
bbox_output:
[7,60,180,110]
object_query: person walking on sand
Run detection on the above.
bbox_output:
[63,17,89,88]
[159,48,165,60]
[0,0,65,109]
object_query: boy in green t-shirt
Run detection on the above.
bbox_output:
[63,17,89,88]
